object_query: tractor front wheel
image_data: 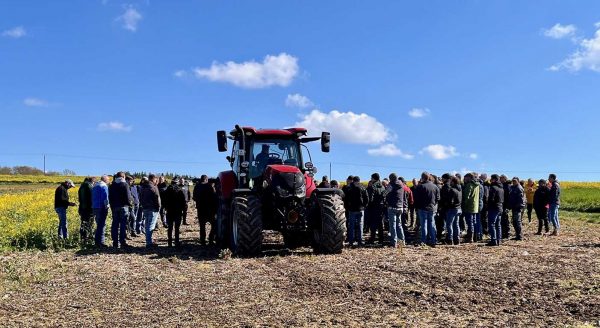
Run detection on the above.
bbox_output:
[312,193,346,254]
[230,195,263,256]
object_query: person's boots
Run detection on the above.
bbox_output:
[551,229,558,236]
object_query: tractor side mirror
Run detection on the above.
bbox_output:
[321,132,330,153]
[217,130,228,152]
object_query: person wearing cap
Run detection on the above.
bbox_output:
[163,176,187,248]
[126,176,140,237]
[533,179,550,235]
[548,173,561,236]
[78,176,96,243]
[486,174,505,246]
[108,172,133,249]
[54,179,77,239]
[92,175,110,247]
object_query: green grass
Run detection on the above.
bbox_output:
[561,187,600,213]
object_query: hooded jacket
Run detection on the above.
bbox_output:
[163,183,187,215]
[462,180,480,214]
[508,184,526,210]
[193,182,218,215]
[108,178,133,209]
[54,183,72,208]
[533,185,550,211]
[344,182,369,212]
[92,180,109,209]
[414,180,440,212]
[367,180,386,208]
[78,180,94,210]
[385,180,405,209]
[487,181,505,211]
[140,181,161,212]
[549,181,561,206]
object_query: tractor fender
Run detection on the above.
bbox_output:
[305,173,317,198]
[218,170,237,200]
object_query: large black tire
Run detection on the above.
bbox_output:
[216,197,229,249]
[230,195,263,256]
[312,193,346,254]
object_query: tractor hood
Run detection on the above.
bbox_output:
[264,165,306,198]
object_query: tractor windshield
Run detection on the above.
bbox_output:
[249,139,301,178]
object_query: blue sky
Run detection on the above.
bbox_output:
[1,0,600,181]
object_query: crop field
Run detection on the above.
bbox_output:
[0,178,599,326]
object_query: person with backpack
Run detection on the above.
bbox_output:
[366,173,386,245]
[533,179,550,235]
[344,176,369,247]
[486,174,505,246]
[508,177,526,241]
[385,173,406,247]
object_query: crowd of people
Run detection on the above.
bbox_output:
[319,171,561,247]
[54,172,217,249]
[54,170,561,250]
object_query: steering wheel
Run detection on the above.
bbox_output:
[268,153,281,159]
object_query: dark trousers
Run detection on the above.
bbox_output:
[79,208,94,242]
[501,209,510,238]
[183,203,189,224]
[198,209,216,244]
[368,207,384,244]
[512,209,523,239]
[435,210,446,240]
[408,206,415,227]
[526,204,533,223]
[535,207,549,233]
[167,213,182,247]
[480,208,488,234]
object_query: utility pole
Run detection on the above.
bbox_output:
[43,154,46,175]
[329,162,332,180]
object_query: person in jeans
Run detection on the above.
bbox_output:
[479,173,490,235]
[548,173,561,236]
[126,176,140,237]
[140,174,161,248]
[92,175,110,247]
[54,179,76,239]
[108,172,133,249]
[163,177,187,248]
[386,173,405,247]
[413,172,440,247]
[508,177,526,241]
[78,176,96,243]
[366,173,386,245]
[486,174,505,246]
[157,176,168,228]
[399,177,413,240]
[525,179,536,223]
[499,175,511,239]
[444,177,462,245]
[135,176,148,234]
[193,175,218,245]
[461,173,480,243]
[409,179,419,229]
[533,179,550,235]
[344,176,369,247]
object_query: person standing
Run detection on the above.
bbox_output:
[157,176,168,228]
[163,177,187,248]
[486,175,505,246]
[318,176,331,188]
[399,177,413,238]
[548,173,561,236]
[126,176,140,237]
[344,176,369,247]
[442,176,462,245]
[499,175,511,239]
[108,172,133,249]
[181,179,191,225]
[479,173,490,235]
[385,173,405,247]
[525,179,536,223]
[140,174,161,248]
[78,177,96,243]
[135,177,148,234]
[193,175,218,245]
[92,175,110,247]
[533,179,550,235]
[414,172,440,247]
[54,179,76,240]
[409,179,419,229]
[508,177,526,240]
[366,173,386,245]
[462,173,480,243]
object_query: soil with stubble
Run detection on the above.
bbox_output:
[1,208,599,327]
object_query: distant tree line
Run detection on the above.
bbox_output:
[127,171,196,180]
[0,165,76,176]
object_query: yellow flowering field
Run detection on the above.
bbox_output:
[0,175,85,184]
[0,187,81,250]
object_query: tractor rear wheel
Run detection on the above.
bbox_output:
[230,195,263,256]
[312,193,346,254]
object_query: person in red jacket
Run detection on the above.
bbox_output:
[399,177,414,238]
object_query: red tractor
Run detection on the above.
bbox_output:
[215,125,346,256]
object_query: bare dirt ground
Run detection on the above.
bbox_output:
[1,209,599,327]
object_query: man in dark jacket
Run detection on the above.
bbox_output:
[409,179,418,229]
[126,176,140,237]
[55,179,76,239]
[330,180,345,198]
[344,176,369,246]
[386,173,405,247]
[181,179,191,225]
[414,172,440,246]
[318,176,331,188]
[499,175,511,239]
[78,177,96,243]
[533,179,550,235]
[508,177,526,240]
[163,177,187,247]
[193,175,218,245]
[140,174,161,248]
[442,176,462,245]
[366,173,386,245]
[486,174,505,246]
[108,172,133,249]
[479,173,490,235]
[157,176,168,228]
[548,173,561,236]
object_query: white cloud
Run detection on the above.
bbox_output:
[23,98,48,107]
[543,23,577,39]
[367,144,414,159]
[173,70,187,78]
[285,93,313,108]
[420,144,459,160]
[97,121,132,132]
[2,26,26,38]
[550,23,600,72]
[117,6,142,32]
[408,107,430,118]
[468,153,478,159]
[193,53,299,88]
[296,109,391,145]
